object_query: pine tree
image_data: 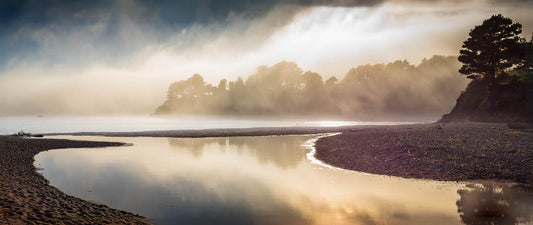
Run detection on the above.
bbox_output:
[458,14,523,81]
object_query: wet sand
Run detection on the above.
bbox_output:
[2,122,532,224]
[0,136,149,224]
[315,122,533,184]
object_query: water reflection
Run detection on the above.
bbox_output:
[35,136,533,225]
[457,183,533,225]
[167,136,308,169]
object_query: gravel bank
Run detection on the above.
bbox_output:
[0,136,149,224]
[3,122,531,224]
[315,122,533,184]
[46,125,379,138]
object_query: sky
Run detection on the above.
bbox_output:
[0,0,532,116]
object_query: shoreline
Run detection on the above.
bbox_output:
[2,122,532,224]
[1,125,376,224]
[50,123,533,185]
[314,122,533,185]
[43,124,381,138]
[0,136,149,224]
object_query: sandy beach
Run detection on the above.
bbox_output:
[0,136,149,224]
[1,122,532,224]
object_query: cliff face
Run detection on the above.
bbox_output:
[440,78,533,122]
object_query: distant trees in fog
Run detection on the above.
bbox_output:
[155,55,468,119]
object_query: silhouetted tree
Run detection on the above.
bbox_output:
[441,15,533,123]
[458,14,523,81]
[520,35,533,74]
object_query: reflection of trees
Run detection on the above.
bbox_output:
[167,138,226,158]
[167,136,310,169]
[456,183,533,225]
[229,136,309,170]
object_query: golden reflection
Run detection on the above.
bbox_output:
[167,136,308,169]
[36,136,532,225]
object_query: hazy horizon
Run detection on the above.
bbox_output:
[1,0,532,116]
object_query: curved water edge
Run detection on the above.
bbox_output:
[0,136,148,224]
[303,133,475,186]
[34,135,533,225]
[304,133,357,173]
[38,133,527,190]
[305,128,533,187]
[39,133,469,185]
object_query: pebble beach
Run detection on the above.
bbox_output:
[1,122,532,224]
[315,122,533,184]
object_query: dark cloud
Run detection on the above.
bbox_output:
[0,0,385,70]
[0,0,384,32]
[1,0,529,70]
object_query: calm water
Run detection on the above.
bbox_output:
[35,135,533,225]
[0,116,427,135]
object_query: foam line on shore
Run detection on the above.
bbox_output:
[303,132,473,187]
[303,133,390,177]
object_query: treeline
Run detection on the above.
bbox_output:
[155,55,468,119]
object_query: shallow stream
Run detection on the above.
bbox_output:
[35,135,533,225]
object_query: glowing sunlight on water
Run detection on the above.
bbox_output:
[0,116,426,135]
[35,135,533,225]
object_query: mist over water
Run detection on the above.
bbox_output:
[0,116,428,135]
[2,2,533,225]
